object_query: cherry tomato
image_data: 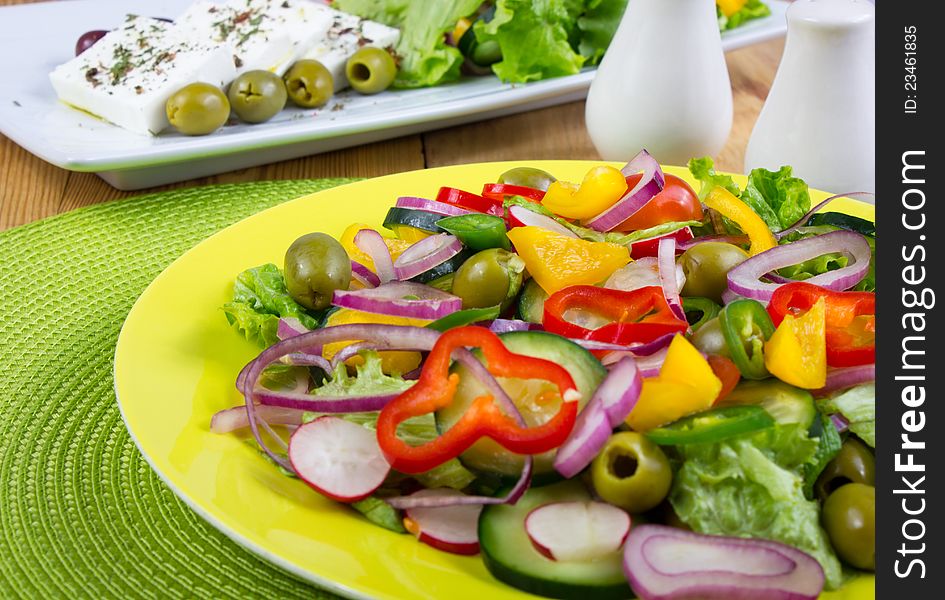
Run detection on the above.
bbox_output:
[707,354,741,403]
[615,174,703,231]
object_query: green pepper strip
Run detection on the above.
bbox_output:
[681,297,721,332]
[436,214,511,251]
[426,306,501,332]
[718,299,776,380]
[645,406,775,446]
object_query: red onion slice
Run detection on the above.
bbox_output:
[355,229,396,284]
[830,413,850,433]
[623,525,825,600]
[396,196,473,217]
[489,319,537,334]
[507,205,578,238]
[658,237,686,322]
[776,192,875,240]
[255,387,402,412]
[677,234,749,252]
[554,356,642,477]
[393,233,463,280]
[278,317,310,340]
[584,149,665,232]
[727,230,872,302]
[351,260,380,288]
[815,364,875,397]
[332,281,462,320]
[210,405,306,434]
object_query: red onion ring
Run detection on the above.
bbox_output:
[351,260,380,288]
[278,317,310,340]
[395,196,473,217]
[776,192,875,240]
[815,364,875,397]
[489,319,537,334]
[355,229,396,284]
[255,388,402,412]
[830,413,850,434]
[393,234,463,281]
[726,230,872,302]
[584,149,665,232]
[658,237,686,322]
[507,205,578,238]
[210,405,307,434]
[333,281,462,320]
[677,234,749,252]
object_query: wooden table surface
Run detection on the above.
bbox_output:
[0,0,785,232]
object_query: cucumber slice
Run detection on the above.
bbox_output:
[383,207,445,236]
[517,278,548,324]
[723,380,817,428]
[479,480,631,600]
[435,331,606,479]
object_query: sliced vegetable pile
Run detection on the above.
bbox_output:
[217,152,876,599]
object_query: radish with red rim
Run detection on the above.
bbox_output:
[404,489,483,555]
[623,525,825,600]
[287,416,391,503]
[525,501,630,562]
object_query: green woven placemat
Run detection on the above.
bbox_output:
[0,179,359,599]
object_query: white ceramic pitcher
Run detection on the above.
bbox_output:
[585,0,733,165]
[744,0,875,193]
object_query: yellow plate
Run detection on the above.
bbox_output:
[114,161,875,600]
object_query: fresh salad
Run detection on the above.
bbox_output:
[333,0,772,87]
[214,151,875,599]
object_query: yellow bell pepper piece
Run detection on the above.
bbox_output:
[764,297,827,389]
[717,0,748,18]
[626,335,722,431]
[541,166,628,220]
[704,186,777,256]
[322,308,429,374]
[506,226,631,295]
[340,223,412,273]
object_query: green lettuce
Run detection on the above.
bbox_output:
[351,496,407,533]
[778,253,848,281]
[333,0,411,27]
[803,413,843,498]
[222,264,318,347]
[577,0,629,63]
[818,383,875,448]
[395,0,483,88]
[475,0,586,83]
[718,0,771,31]
[742,165,812,231]
[314,350,416,397]
[670,424,843,588]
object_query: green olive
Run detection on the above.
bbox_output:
[284,233,351,311]
[815,438,875,502]
[166,82,229,135]
[590,431,672,513]
[496,167,558,192]
[822,483,875,571]
[690,316,731,358]
[227,70,287,123]
[679,242,750,303]
[283,60,334,108]
[345,47,397,95]
[451,248,525,310]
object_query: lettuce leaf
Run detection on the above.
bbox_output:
[394,0,483,88]
[314,350,415,397]
[742,165,812,231]
[332,0,411,27]
[670,424,843,588]
[688,156,741,201]
[223,264,318,347]
[475,0,586,83]
[778,253,849,281]
[577,0,629,63]
[718,0,771,31]
[818,383,875,448]
[803,413,843,498]
[351,496,407,533]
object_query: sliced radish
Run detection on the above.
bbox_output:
[525,501,631,562]
[287,416,390,503]
[507,205,578,238]
[404,489,482,555]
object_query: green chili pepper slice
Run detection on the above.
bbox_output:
[718,299,776,380]
[645,405,775,446]
[681,296,721,331]
[436,214,511,251]
[426,305,501,332]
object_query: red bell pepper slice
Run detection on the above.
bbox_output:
[375,326,579,474]
[481,183,546,203]
[767,281,875,367]
[543,285,689,347]
[628,227,694,259]
[436,186,503,216]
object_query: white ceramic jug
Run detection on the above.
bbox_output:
[744,0,875,193]
[585,0,733,165]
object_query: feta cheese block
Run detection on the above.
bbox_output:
[48,15,236,136]
[175,0,333,76]
[300,6,400,91]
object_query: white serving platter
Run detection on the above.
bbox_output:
[0,0,788,190]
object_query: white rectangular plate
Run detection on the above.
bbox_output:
[0,0,788,190]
